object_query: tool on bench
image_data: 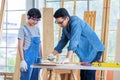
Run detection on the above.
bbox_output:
[92,62,120,68]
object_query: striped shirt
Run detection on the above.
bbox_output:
[18,25,41,50]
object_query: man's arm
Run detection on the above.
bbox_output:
[52,50,59,55]
[68,20,82,53]
[54,29,69,53]
[66,50,73,59]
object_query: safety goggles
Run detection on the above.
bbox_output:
[30,17,40,21]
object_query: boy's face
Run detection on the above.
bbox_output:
[28,16,40,26]
[55,16,69,28]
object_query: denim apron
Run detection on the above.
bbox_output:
[20,25,41,80]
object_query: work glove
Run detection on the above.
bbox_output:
[20,60,28,72]
[47,53,56,61]
[80,62,91,66]
[57,57,70,64]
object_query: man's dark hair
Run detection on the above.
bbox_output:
[27,8,41,18]
[53,8,70,18]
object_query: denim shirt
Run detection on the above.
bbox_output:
[54,16,105,62]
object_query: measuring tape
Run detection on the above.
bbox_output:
[92,62,120,68]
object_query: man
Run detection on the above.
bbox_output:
[47,8,105,80]
[18,8,42,80]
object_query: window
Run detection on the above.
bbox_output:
[106,0,120,62]
[0,0,26,74]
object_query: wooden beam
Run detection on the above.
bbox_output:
[61,0,64,8]
[58,0,64,42]
[100,0,111,80]
[0,72,13,80]
[101,0,110,61]
[84,11,96,30]
[13,14,26,80]
[0,0,5,43]
[41,8,54,80]
[73,0,76,15]
[0,0,5,28]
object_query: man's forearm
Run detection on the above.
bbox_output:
[66,50,73,58]
[52,50,59,55]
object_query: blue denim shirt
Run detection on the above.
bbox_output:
[54,16,105,62]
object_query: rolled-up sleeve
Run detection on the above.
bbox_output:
[18,27,24,40]
[54,29,68,53]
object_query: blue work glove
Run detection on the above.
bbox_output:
[57,57,70,64]
[20,60,28,72]
[47,53,56,61]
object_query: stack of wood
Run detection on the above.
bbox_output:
[0,72,13,80]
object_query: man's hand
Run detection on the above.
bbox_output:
[56,50,73,64]
[47,53,56,61]
[57,57,70,64]
[20,60,28,72]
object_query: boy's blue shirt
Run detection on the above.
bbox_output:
[54,16,105,62]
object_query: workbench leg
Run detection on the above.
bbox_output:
[57,74,61,80]
[54,72,57,80]
[64,74,68,80]
[48,69,53,80]
[40,69,49,80]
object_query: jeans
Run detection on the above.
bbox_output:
[80,51,103,80]
[80,70,96,80]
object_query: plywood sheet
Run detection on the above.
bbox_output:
[43,8,54,57]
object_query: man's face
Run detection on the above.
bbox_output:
[55,16,69,28]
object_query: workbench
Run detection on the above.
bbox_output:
[31,63,120,80]
[31,63,120,71]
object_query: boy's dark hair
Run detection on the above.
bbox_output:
[27,8,41,18]
[53,8,70,18]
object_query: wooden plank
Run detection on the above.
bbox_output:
[0,72,13,80]
[99,0,111,80]
[84,11,96,30]
[0,72,13,76]
[73,0,76,15]
[41,8,54,80]
[101,0,110,60]
[33,63,56,66]
[0,0,5,28]
[98,0,108,80]
[43,8,54,57]
[61,0,64,8]
[92,12,96,29]
[13,14,26,80]
[0,0,5,43]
